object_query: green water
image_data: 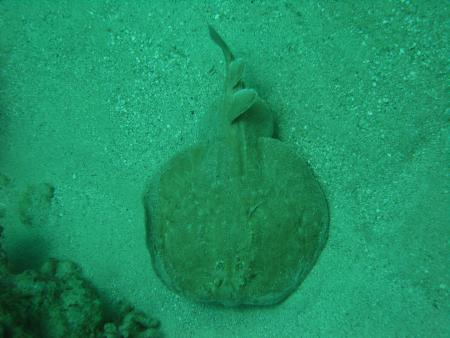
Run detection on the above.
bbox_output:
[0,1,449,337]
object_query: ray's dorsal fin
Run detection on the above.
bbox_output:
[228,88,257,122]
[209,26,257,123]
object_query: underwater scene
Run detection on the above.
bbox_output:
[0,1,449,337]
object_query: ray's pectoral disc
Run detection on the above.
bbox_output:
[143,26,329,307]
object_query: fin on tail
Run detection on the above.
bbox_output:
[208,25,234,65]
[209,25,245,91]
[209,26,259,123]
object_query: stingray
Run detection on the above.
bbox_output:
[143,26,329,307]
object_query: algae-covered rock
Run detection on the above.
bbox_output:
[12,258,104,337]
[0,175,55,229]
[0,226,162,337]
[103,303,162,338]
[18,182,55,227]
[0,173,11,220]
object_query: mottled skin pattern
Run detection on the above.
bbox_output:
[144,27,329,306]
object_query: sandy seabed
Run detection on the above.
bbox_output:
[0,1,448,337]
